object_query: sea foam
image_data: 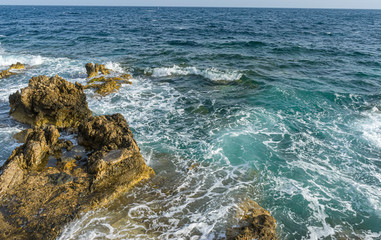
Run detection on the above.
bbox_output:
[146,65,242,81]
[358,107,381,148]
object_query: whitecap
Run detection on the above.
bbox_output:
[104,61,125,73]
[0,54,44,67]
[358,107,381,148]
[146,65,242,81]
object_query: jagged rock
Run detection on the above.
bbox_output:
[9,62,25,70]
[1,81,154,239]
[9,75,92,128]
[227,200,277,240]
[11,125,59,171]
[0,62,24,79]
[78,113,136,151]
[0,126,59,196]
[0,69,16,79]
[85,63,111,78]
[84,74,132,96]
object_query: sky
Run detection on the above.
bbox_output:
[1,0,381,9]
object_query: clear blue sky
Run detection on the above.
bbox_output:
[1,0,381,9]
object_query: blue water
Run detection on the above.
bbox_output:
[1,6,381,239]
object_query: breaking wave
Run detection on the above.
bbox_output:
[145,65,242,81]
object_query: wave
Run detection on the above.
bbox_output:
[145,65,242,81]
[358,106,381,148]
[104,61,125,73]
[0,54,44,67]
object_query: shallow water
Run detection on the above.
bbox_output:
[0,6,381,239]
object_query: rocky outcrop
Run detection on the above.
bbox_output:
[9,75,92,128]
[78,113,136,150]
[85,63,111,78]
[227,200,277,240]
[0,62,25,79]
[84,74,132,96]
[9,62,25,70]
[0,75,154,239]
[78,114,153,201]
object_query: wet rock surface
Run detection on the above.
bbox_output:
[85,63,111,78]
[84,74,132,96]
[9,75,92,128]
[0,62,25,79]
[227,200,277,240]
[0,75,154,239]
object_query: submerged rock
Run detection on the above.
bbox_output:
[9,75,92,128]
[85,62,111,78]
[0,62,25,79]
[84,74,132,96]
[227,200,277,240]
[0,76,154,239]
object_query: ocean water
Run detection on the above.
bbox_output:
[1,6,381,240]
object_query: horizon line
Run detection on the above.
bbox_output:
[0,4,381,10]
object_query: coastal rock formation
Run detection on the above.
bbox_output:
[227,200,277,240]
[84,74,132,96]
[85,62,111,78]
[0,62,25,79]
[9,62,25,70]
[9,75,92,128]
[78,113,136,150]
[78,114,153,201]
[0,75,154,239]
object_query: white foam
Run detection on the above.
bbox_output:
[146,65,242,81]
[104,61,125,73]
[358,107,381,148]
[0,54,44,67]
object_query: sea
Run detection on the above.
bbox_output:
[0,6,380,240]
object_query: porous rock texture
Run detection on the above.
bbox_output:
[227,200,277,240]
[0,75,154,239]
[9,75,92,128]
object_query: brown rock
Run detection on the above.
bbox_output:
[78,113,136,151]
[13,128,34,143]
[0,62,24,79]
[85,63,111,78]
[9,75,92,128]
[84,74,132,96]
[1,113,153,240]
[227,200,277,240]
[11,126,59,171]
[9,62,25,70]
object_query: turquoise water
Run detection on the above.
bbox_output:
[1,6,381,239]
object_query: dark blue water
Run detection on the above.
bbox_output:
[1,6,381,239]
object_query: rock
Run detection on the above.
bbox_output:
[13,128,34,143]
[78,113,136,151]
[9,62,25,70]
[14,125,59,170]
[0,126,60,195]
[9,75,92,128]
[227,200,277,240]
[85,63,111,78]
[84,74,132,96]
[1,81,154,239]
[0,69,16,79]
[56,157,77,171]
[0,62,24,79]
